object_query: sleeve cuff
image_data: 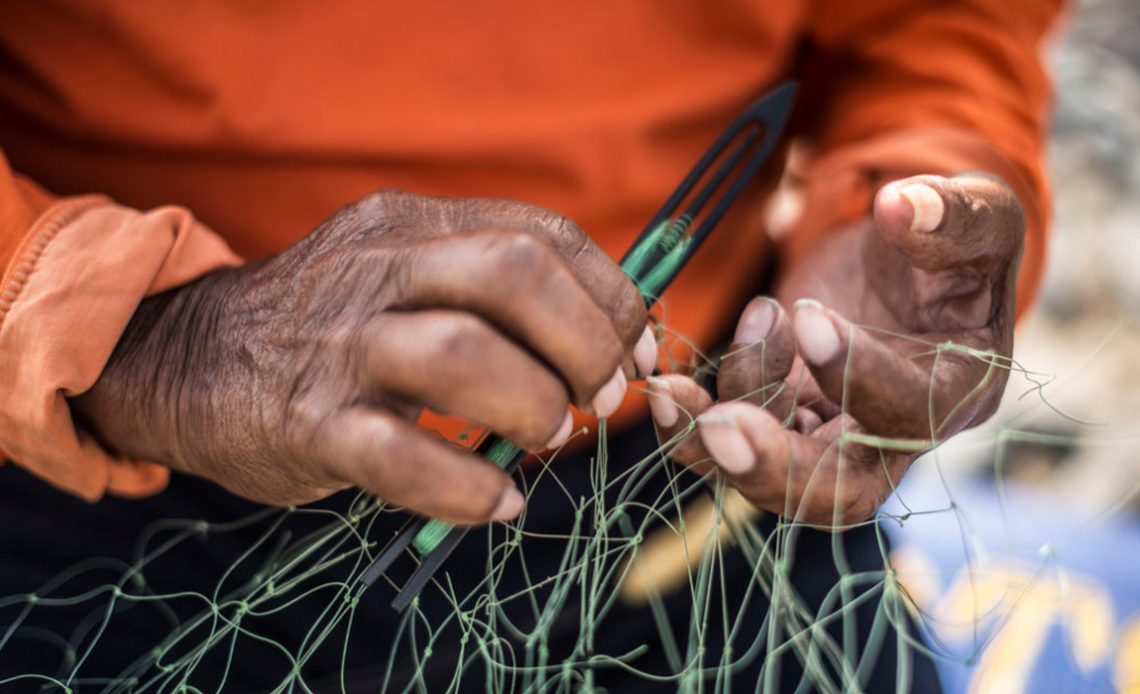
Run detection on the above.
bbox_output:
[0,198,242,500]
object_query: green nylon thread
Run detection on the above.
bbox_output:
[619,219,672,282]
[409,218,689,557]
[634,233,691,301]
[623,216,691,301]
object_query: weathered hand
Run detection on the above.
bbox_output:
[72,191,653,522]
[648,173,1024,526]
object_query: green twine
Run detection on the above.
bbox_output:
[632,234,691,301]
[619,219,671,282]
[620,216,692,302]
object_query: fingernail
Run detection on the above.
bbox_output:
[491,485,524,521]
[793,299,841,365]
[734,297,777,345]
[899,184,944,233]
[592,367,627,419]
[646,376,678,428]
[544,409,574,449]
[698,412,756,474]
[633,325,658,377]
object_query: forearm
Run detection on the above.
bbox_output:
[71,269,238,472]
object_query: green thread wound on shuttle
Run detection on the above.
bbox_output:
[620,219,671,281]
[621,216,691,300]
[635,232,691,301]
[483,437,522,469]
[660,215,692,250]
[411,437,521,556]
[412,519,451,556]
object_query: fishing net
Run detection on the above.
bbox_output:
[2,309,1135,694]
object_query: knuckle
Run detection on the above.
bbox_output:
[433,314,494,370]
[543,211,589,255]
[371,458,416,504]
[719,347,773,402]
[538,213,645,342]
[948,174,1026,243]
[536,365,572,406]
[378,247,416,301]
[511,378,570,449]
[503,199,585,248]
[483,230,556,284]
[281,393,335,458]
[358,426,417,498]
[359,188,414,211]
[947,183,988,236]
[352,188,408,222]
[320,189,415,245]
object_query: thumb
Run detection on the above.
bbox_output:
[872,173,1025,272]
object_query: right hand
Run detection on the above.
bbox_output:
[71,191,653,523]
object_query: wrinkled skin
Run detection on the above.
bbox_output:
[649,173,1025,527]
[72,191,651,524]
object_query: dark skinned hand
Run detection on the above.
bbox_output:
[71,191,656,523]
[647,173,1025,527]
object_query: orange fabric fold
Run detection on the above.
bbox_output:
[0,201,241,499]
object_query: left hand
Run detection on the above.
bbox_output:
[648,173,1025,527]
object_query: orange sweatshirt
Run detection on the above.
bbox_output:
[0,0,1061,500]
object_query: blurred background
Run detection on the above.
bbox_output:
[885,0,1140,691]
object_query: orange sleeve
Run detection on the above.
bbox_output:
[0,149,241,500]
[787,0,1066,316]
